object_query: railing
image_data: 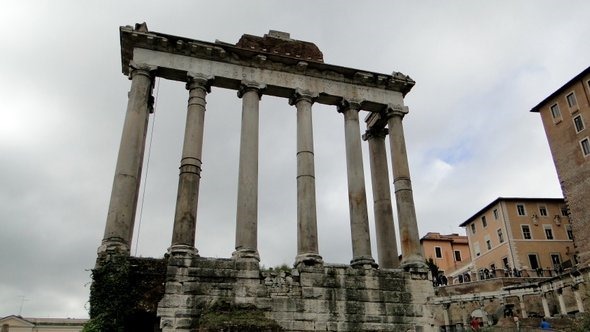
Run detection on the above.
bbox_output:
[443,266,576,286]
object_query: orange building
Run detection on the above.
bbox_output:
[531,66,590,266]
[420,232,471,276]
[459,197,574,280]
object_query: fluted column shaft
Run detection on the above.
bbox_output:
[100,62,155,254]
[170,74,212,255]
[364,127,399,268]
[234,81,265,261]
[339,101,376,267]
[290,90,323,266]
[387,105,425,269]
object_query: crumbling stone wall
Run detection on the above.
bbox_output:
[157,256,435,331]
[86,255,168,331]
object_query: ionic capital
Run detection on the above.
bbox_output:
[128,61,157,79]
[237,80,266,99]
[288,89,318,106]
[186,72,214,93]
[337,98,363,113]
[362,127,389,141]
[385,104,409,119]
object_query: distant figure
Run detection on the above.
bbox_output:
[513,315,520,331]
[470,317,480,331]
[540,317,551,329]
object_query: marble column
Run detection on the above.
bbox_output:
[289,89,323,266]
[363,127,400,269]
[233,81,265,261]
[338,100,376,267]
[557,289,567,315]
[99,62,155,254]
[169,73,213,256]
[542,294,551,317]
[573,287,585,313]
[386,104,425,269]
[442,303,450,329]
[518,295,528,318]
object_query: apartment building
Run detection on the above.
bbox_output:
[459,198,574,278]
[531,66,590,265]
[420,232,471,276]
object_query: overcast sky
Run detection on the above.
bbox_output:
[1,0,588,319]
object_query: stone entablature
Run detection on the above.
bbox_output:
[119,24,414,112]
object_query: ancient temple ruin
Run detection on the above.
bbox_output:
[93,23,436,331]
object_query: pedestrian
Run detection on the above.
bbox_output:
[470,316,480,331]
[513,315,520,331]
[540,317,551,329]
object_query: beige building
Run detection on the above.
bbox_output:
[531,66,590,266]
[0,316,87,332]
[459,197,574,279]
[420,232,471,276]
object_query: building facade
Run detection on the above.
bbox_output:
[459,198,574,279]
[531,66,590,266]
[0,315,87,332]
[420,232,471,276]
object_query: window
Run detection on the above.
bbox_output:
[474,242,481,257]
[539,206,548,216]
[581,138,590,157]
[517,204,526,216]
[550,103,562,120]
[493,208,499,220]
[502,257,509,269]
[482,216,487,228]
[471,223,476,234]
[528,254,540,270]
[522,225,532,239]
[544,226,554,240]
[566,92,577,108]
[485,235,492,250]
[566,225,574,240]
[561,206,568,216]
[434,246,442,258]
[454,250,462,262]
[551,253,561,268]
[497,229,504,243]
[574,115,585,133]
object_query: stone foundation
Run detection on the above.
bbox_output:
[157,255,435,331]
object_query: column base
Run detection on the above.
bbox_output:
[97,238,130,255]
[168,244,199,257]
[401,255,428,271]
[295,253,324,268]
[350,256,378,268]
[232,248,260,262]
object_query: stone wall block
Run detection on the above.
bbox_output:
[236,269,261,279]
[381,290,402,302]
[292,320,315,331]
[165,281,183,294]
[363,302,385,316]
[301,286,325,299]
[300,272,326,287]
[302,299,330,313]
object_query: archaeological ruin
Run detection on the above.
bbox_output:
[88,23,590,332]
[89,23,438,331]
